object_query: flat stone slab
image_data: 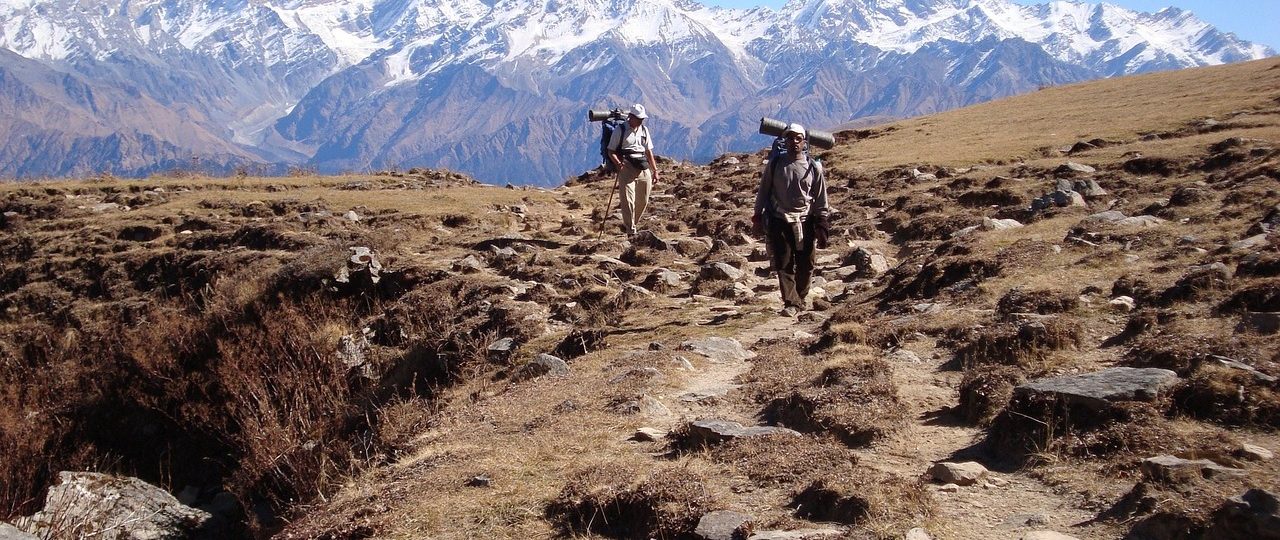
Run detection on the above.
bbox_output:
[749,529,843,540]
[1141,455,1246,484]
[1014,367,1178,411]
[0,523,35,540]
[681,337,756,362]
[685,420,800,447]
[695,510,754,540]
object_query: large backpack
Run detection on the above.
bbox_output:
[599,110,628,172]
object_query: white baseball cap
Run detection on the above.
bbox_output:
[784,123,806,137]
[629,104,648,119]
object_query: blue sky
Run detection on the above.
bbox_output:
[700,1,1279,50]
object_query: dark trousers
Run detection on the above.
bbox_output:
[766,216,817,308]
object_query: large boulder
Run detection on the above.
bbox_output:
[1204,489,1280,540]
[14,472,212,540]
[1013,367,1179,412]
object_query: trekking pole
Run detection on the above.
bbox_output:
[597,173,619,241]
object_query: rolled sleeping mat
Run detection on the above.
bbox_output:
[588,109,612,122]
[759,116,788,137]
[758,117,836,150]
[807,129,835,150]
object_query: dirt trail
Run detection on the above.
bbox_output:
[632,231,1117,539]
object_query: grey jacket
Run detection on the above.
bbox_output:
[754,155,830,222]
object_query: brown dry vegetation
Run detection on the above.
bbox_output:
[2,58,1280,540]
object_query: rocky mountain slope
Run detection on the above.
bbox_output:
[0,0,1273,184]
[1,56,1278,539]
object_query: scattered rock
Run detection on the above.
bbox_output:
[344,210,361,221]
[982,217,1023,231]
[1230,234,1269,251]
[1013,367,1179,412]
[936,483,961,493]
[639,395,672,417]
[694,510,753,540]
[14,472,211,540]
[1236,443,1274,462]
[631,230,671,251]
[928,462,988,486]
[1055,162,1096,176]
[1005,513,1052,527]
[1031,190,1086,211]
[514,354,570,381]
[905,528,932,540]
[910,168,937,182]
[1018,532,1081,540]
[1110,296,1137,312]
[1073,179,1107,197]
[465,475,492,487]
[1203,489,1280,540]
[681,420,800,447]
[680,337,756,363]
[336,246,383,285]
[849,247,891,277]
[632,427,667,442]
[747,528,843,540]
[487,337,518,363]
[452,254,484,274]
[1140,455,1246,484]
[336,330,373,373]
[0,523,35,540]
[886,349,922,364]
[701,262,744,281]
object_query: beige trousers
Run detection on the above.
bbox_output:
[617,163,652,234]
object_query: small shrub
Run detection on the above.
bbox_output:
[954,319,1082,369]
[547,465,718,539]
[762,358,906,447]
[958,365,1025,425]
[997,287,1080,316]
[1172,364,1280,427]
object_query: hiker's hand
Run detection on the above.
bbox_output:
[814,215,830,249]
[751,215,764,237]
[652,170,661,183]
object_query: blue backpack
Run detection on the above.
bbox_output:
[599,110,628,172]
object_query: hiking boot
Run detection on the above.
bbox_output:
[780,305,800,317]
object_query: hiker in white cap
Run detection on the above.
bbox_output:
[753,123,830,317]
[607,103,661,235]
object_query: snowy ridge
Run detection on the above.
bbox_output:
[0,0,1274,183]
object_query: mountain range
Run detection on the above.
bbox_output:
[0,0,1273,185]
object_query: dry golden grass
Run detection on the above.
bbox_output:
[836,57,1280,168]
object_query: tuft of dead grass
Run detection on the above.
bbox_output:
[546,465,720,539]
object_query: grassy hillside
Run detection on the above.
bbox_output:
[1,57,1278,539]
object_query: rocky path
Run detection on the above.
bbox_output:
[617,228,1115,539]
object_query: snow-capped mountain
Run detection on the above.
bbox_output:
[0,0,1273,183]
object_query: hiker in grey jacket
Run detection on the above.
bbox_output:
[753,123,831,317]
[607,104,661,235]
